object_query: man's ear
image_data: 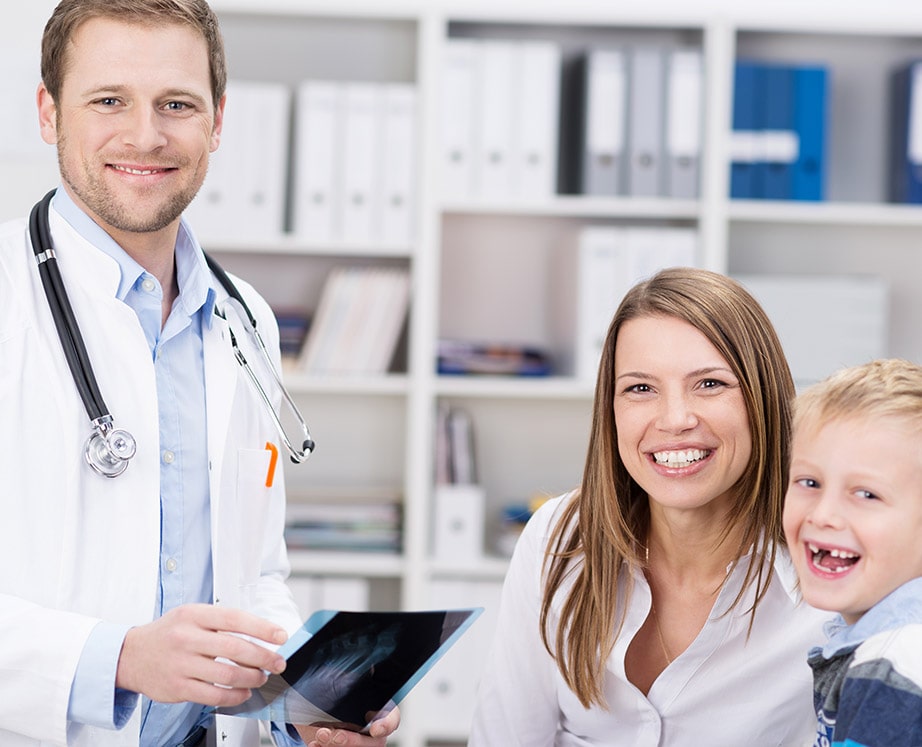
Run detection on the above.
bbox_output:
[37,82,58,145]
[210,93,226,153]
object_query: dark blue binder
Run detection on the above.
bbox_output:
[889,60,922,204]
[760,63,795,200]
[730,60,761,199]
[792,65,828,201]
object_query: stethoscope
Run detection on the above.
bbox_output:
[29,189,315,478]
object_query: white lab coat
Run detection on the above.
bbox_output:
[0,206,303,746]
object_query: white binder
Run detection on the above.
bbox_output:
[627,47,666,196]
[292,81,341,242]
[440,39,479,199]
[379,83,417,245]
[582,48,627,196]
[512,40,561,199]
[665,49,703,199]
[236,81,290,239]
[474,40,517,198]
[576,226,631,380]
[339,83,381,243]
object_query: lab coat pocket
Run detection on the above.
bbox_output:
[235,448,273,605]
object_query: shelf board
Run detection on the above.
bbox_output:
[436,375,595,399]
[282,370,412,395]
[428,555,510,580]
[203,234,414,258]
[729,199,922,227]
[288,550,405,576]
[441,194,701,220]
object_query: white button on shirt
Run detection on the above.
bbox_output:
[469,494,833,747]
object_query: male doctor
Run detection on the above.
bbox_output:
[0,1,399,745]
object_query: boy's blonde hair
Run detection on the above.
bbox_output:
[794,358,922,434]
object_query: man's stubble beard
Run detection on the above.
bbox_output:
[56,135,206,234]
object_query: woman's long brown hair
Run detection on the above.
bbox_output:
[539,267,795,708]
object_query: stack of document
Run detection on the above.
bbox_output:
[440,38,562,200]
[297,266,411,375]
[729,60,828,200]
[285,500,402,554]
[292,81,417,245]
[562,46,703,199]
[187,80,290,240]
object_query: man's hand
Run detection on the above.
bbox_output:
[295,706,401,747]
[115,603,288,706]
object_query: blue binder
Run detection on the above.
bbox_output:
[791,65,828,201]
[889,60,922,204]
[730,60,761,199]
[760,63,795,200]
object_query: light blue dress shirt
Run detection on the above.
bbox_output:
[55,189,303,747]
[56,188,214,746]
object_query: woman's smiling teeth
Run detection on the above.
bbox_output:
[653,449,709,467]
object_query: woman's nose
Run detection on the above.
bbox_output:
[656,392,698,432]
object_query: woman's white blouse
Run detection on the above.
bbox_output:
[469,494,831,747]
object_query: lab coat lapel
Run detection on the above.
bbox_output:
[203,307,238,530]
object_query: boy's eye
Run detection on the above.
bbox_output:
[855,489,879,501]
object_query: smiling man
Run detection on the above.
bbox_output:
[0,2,399,746]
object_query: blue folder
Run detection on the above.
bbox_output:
[760,63,795,200]
[792,65,828,201]
[730,60,761,199]
[889,60,922,204]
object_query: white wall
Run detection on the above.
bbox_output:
[0,1,60,224]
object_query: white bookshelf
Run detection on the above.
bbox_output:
[6,2,922,745]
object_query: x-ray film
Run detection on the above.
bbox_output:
[218,607,483,732]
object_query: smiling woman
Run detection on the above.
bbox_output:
[469,267,832,747]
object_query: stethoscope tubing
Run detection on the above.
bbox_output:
[29,188,315,473]
[30,189,110,424]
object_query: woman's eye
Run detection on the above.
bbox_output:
[700,378,725,390]
[627,383,651,393]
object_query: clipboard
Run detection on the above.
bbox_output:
[217,607,483,732]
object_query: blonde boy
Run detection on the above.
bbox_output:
[784,358,922,747]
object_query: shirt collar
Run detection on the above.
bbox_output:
[51,186,216,321]
[820,576,922,657]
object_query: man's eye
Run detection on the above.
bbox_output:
[165,101,189,111]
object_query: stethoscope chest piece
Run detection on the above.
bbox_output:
[84,421,137,478]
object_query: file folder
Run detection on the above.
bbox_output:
[729,61,761,199]
[627,46,666,197]
[379,84,417,244]
[889,60,922,204]
[513,40,562,199]
[339,83,380,243]
[665,49,703,199]
[579,48,628,196]
[792,65,828,201]
[292,81,341,242]
[187,80,289,240]
[576,226,631,380]
[759,63,796,200]
[474,40,517,198]
[440,39,479,199]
